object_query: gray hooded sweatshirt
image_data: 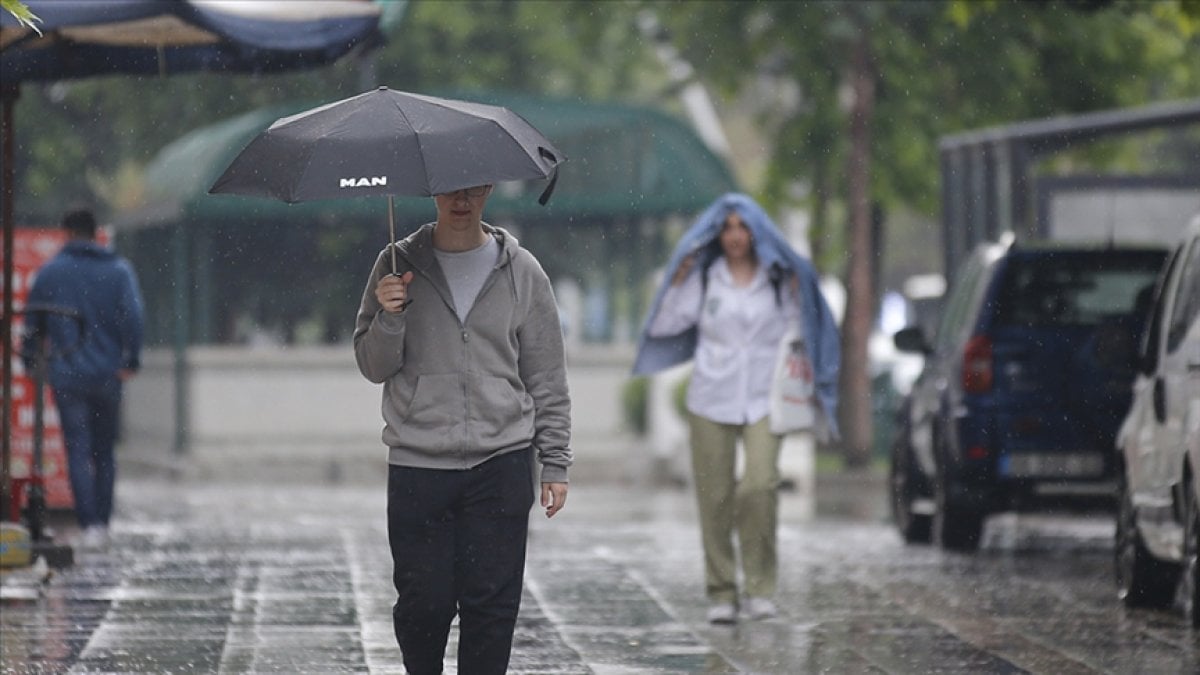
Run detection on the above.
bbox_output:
[354,222,572,483]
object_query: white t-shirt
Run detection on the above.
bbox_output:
[434,236,501,323]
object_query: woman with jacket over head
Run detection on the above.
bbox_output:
[633,193,840,625]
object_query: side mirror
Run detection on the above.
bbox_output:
[894,326,931,355]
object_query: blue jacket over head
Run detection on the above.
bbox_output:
[23,240,144,391]
[632,193,841,438]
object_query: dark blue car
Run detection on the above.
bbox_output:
[890,238,1167,551]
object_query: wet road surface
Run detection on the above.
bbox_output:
[3,474,1200,674]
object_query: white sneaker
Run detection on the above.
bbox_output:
[706,603,737,624]
[744,597,778,620]
[77,525,109,550]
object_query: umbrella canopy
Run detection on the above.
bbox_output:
[209,87,565,275]
[117,93,736,230]
[209,86,565,204]
[0,0,384,80]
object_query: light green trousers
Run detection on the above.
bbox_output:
[687,413,782,604]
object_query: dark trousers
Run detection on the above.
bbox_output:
[387,448,534,675]
[53,378,122,528]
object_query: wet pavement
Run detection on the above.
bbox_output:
[4,470,1200,674]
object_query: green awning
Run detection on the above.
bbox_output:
[116,91,738,230]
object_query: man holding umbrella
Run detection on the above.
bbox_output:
[353,183,571,674]
[211,86,570,673]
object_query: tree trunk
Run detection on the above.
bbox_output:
[810,161,828,265]
[838,28,877,468]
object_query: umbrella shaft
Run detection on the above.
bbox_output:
[388,196,397,275]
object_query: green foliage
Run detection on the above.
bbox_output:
[653,0,1200,224]
[13,0,1198,231]
[620,376,649,435]
[1,0,40,34]
[375,1,662,100]
[952,0,1198,35]
[618,374,689,436]
[672,373,689,421]
[7,0,1199,348]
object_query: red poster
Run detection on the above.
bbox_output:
[5,228,109,510]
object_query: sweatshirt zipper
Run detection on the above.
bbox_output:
[458,259,507,465]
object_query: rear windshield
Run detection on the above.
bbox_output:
[991,251,1164,328]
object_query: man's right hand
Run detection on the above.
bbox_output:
[376,271,414,313]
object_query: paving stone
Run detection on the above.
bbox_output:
[4,478,1200,673]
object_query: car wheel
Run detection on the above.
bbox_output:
[933,468,984,552]
[1179,477,1200,627]
[1115,475,1176,608]
[890,435,932,544]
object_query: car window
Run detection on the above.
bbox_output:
[935,251,987,352]
[992,253,1162,328]
[1139,246,1184,373]
[1166,237,1200,353]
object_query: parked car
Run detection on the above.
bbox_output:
[890,236,1167,551]
[1114,214,1200,624]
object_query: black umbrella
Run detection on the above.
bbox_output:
[208,86,565,273]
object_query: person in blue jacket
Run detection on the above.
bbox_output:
[633,193,839,624]
[23,208,144,550]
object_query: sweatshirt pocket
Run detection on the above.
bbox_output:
[399,373,464,451]
[471,375,530,444]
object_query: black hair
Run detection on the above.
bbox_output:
[61,208,97,238]
[698,237,785,307]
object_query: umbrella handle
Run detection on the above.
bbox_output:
[537,148,560,206]
[388,195,397,275]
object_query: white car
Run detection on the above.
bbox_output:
[1116,213,1200,625]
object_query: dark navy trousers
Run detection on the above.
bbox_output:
[53,378,122,528]
[387,448,534,675]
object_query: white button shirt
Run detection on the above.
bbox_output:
[648,258,799,425]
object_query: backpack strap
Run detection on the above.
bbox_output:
[768,263,784,308]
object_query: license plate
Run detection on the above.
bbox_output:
[1000,453,1105,478]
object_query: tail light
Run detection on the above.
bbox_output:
[962,335,993,393]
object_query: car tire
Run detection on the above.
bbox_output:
[1115,475,1177,609]
[1179,476,1200,627]
[890,436,932,544]
[933,468,984,552]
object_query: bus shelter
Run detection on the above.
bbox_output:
[939,98,1200,283]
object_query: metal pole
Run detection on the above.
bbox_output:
[27,333,47,541]
[1,83,19,520]
[1009,141,1033,240]
[939,147,958,285]
[172,222,189,456]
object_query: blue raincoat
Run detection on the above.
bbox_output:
[632,193,841,438]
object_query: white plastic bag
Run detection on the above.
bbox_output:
[768,327,816,435]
